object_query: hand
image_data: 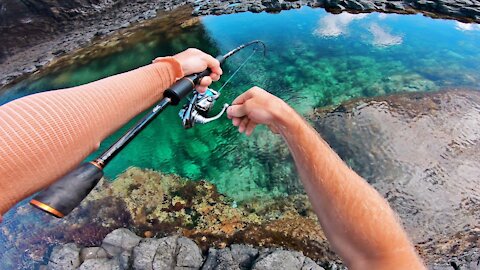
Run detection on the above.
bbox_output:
[227,86,289,136]
[173,48,223,93]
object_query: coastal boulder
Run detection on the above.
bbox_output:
[102,228,142,257]
[47,243,81,270]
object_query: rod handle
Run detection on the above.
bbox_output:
[164,55,225,105]
[30,162,104,218]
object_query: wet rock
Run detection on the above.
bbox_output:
[102,228,142,257]
[80,247,109,261]
[47,243,81,270]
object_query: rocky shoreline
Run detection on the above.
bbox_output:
[1,0,480,90]
[42,228,331,270]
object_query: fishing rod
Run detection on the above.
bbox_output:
[30,40,266,218]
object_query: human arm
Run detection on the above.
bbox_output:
[0,48,222,218]
[226,87,425,269]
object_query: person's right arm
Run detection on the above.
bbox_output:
[0,49,222,218]
[227,87,425,269]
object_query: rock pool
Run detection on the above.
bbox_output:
[0,6,479,269]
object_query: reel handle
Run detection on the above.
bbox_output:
[164,55,225,105]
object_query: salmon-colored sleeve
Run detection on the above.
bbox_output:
[0,57,184,219]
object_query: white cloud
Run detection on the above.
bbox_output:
[314,13,368,37]
[369,23,403,47]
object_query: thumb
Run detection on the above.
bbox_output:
[227,104,248,118]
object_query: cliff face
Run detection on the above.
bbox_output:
[0,0,124,60]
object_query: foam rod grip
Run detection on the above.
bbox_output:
[30,162,104,218]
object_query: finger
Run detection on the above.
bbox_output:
[239,117,250,133]
[211,66,223,76]
[232,117,242,126]
[203,55,223,75]
[227,104,247,118]
[196,85,207,93]
[210,73,220,81]
[232,89,256,105]
[199,76,213,87]
[245,121,257,136]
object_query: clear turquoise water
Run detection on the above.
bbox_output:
[2,8,479,202]
[1,7,480,268]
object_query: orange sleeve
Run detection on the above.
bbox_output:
[0,57,184,218]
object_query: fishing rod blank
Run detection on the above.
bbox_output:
[30,40,266,218]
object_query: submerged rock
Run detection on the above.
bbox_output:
[311,89,480,266]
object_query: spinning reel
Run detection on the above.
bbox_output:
[178,88,229,129]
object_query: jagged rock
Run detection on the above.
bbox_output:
[102,228,142,257]
[47,243,81,270]
[133,238,162,269]
[175,237,204,268]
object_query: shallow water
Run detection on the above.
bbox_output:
[1,7,480,268]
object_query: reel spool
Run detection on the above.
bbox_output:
[178,88,229,129]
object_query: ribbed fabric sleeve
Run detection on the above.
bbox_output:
[0,57,184,219]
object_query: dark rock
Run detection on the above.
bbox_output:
[47,243,81,270]
[52,49,66,56]
[231,244,259,269]
[102,228,142,257]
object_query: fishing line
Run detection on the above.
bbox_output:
[218,47,259,93]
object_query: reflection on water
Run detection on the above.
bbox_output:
[1,6,480,268]
[455,21,480,31]
[368,23,403,47]
[314,13,367,37]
